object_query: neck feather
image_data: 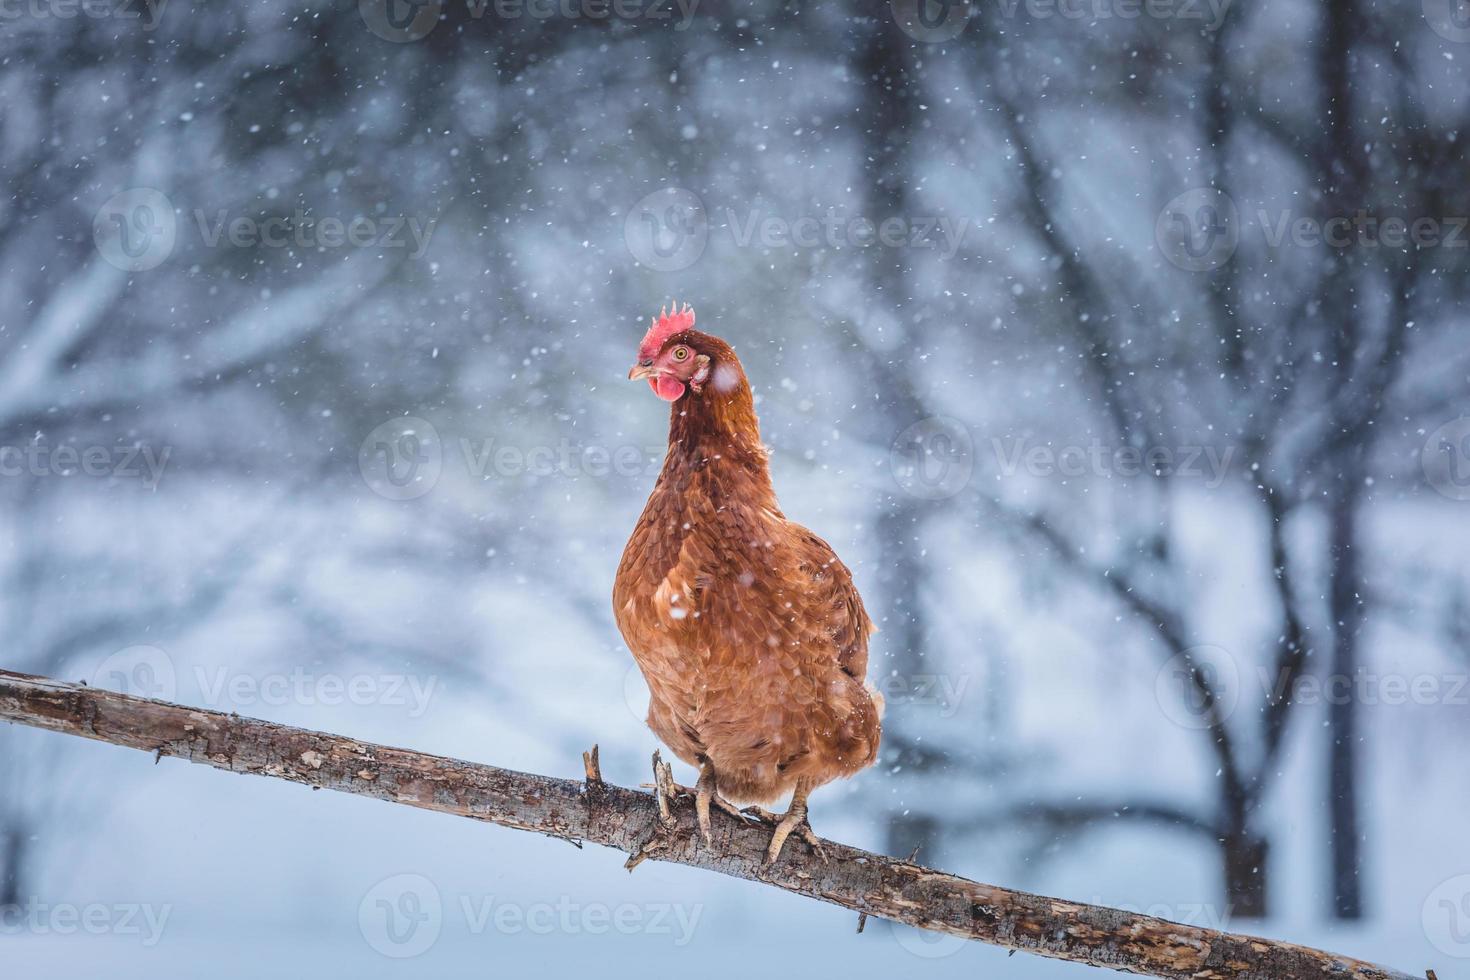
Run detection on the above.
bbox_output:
[663,365,772,493]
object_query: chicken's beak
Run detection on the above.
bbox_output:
[627,363,657,381]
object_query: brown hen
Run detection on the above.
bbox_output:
[613,304,882,864]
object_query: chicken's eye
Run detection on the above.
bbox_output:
[671,346,690,361]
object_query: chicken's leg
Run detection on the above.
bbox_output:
[763,779,827,865]
[693,759,746,845]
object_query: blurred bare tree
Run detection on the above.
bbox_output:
[1,0,1464,940]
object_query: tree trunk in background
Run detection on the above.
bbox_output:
[1221,833,1269,920]
[852,18,945,861]
[1327,471,1365,919]
[1317,0,1366,921]
[876,503,941,858]
[0,824,27,908]
[1221,778,1270,918]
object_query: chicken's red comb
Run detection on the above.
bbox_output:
[638,302,696,362]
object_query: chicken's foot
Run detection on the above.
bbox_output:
[763,781,828,865]
[691,760,747,846]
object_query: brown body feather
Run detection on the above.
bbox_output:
[613,329,882,806]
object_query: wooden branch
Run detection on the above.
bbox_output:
[0,668,1425,980]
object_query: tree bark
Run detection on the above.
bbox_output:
[0,668,1426,980]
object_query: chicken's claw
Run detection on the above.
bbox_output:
[765,812,826,865]
[739,804,780,826]
[642,757,754,851]
[762,782,827,865]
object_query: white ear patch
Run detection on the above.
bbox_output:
[691,354,711,388]
[712,362,740,393]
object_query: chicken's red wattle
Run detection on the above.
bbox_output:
[650,375,686,401]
